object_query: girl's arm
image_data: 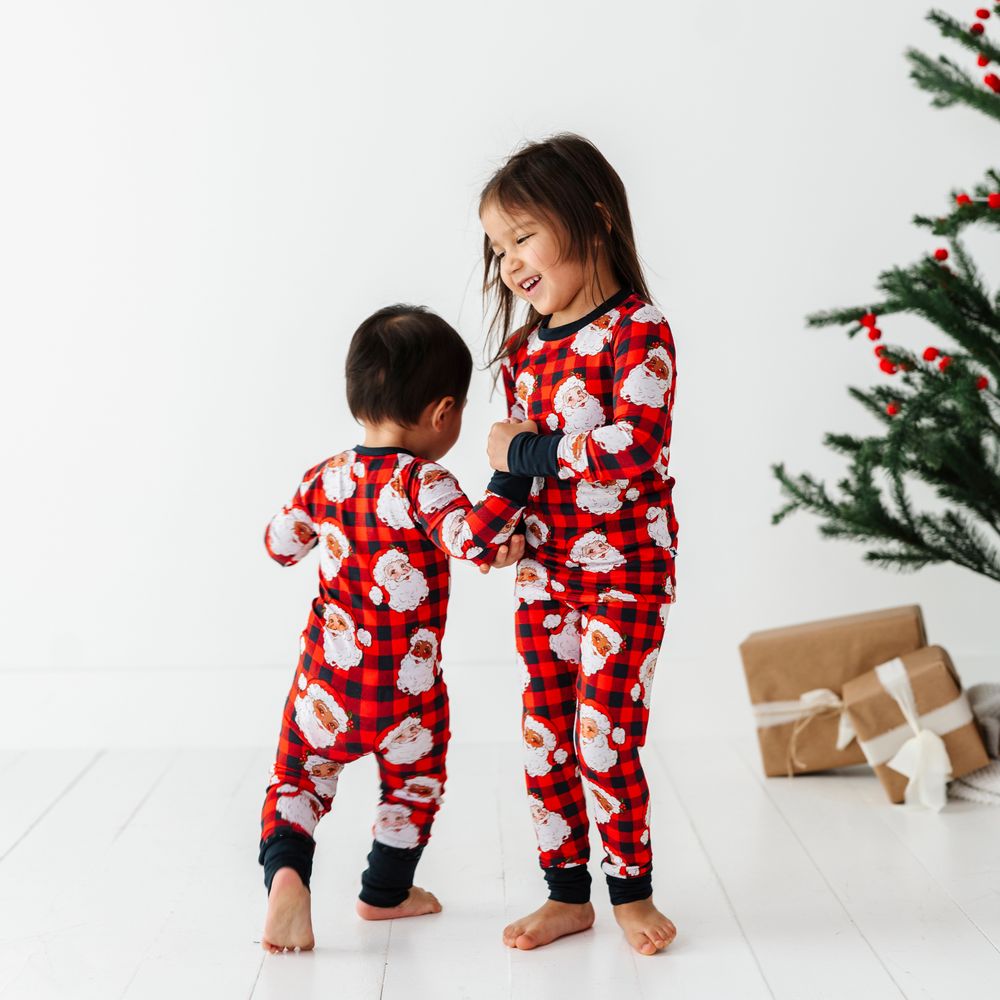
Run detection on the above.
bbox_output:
[504,316,675,482]
[263,464,323,565]
[401,459,530,565]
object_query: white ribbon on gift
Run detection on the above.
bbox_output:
[859,658,971,812]
[753,688,858,751]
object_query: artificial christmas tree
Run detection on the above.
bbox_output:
[773,6,1000,584]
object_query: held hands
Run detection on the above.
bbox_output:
[478,532,526,575]
[487,418,539,472]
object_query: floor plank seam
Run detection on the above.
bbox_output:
[379,921,393,1000]
[730,743,910,999]
[247,952,266,999]
[651,743,778,1000]
[0,749,104,867]
[110,749,179,845]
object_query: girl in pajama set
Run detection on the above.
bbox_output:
[479,134,679,956]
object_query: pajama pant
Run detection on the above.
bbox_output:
[517,600,664,905]
[260,607,450,903]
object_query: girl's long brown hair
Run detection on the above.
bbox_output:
[480,133,652,371]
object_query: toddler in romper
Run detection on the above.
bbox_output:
[480,134,679,956]
[258,304,529,952]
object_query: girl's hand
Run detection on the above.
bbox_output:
[487,419,539,472]
[478,533,526,574]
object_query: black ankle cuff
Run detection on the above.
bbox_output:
[607,871,652,906]
[260,830,315,893]
[359,840,425,908]
[544,864,592,904]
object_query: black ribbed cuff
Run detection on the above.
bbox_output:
[260,830,315,893]
[607,871,653,906]
[359,840,425,908]
[486,470,533,506]
[544,864,592,904]
[507,431,562,479]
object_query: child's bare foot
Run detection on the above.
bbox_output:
[502,899,595,950]
[261,867,314,953]
[355,886,442,921]
[613,897,676,955]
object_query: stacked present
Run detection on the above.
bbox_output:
[740,606,989,810]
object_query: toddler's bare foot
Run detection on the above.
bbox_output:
[502,899,595,950]
[355,886,442,921]
[613,897,676,956]
[261,867,314,953]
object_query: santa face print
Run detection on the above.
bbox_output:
[376,471,415,530]
[322,602,369,670]
[396,628,440,696]
[370,549,430,612]
[571,310,619,357]
[645,506,675,552]
[373,802,421,849]
[580,616,624,676]
[394,775,443,804]
[303,755,343,799]
[573,479,628,516]
[379,716,435,766]
[619,345,673,408]
[322,451,362,503]
[275,785,323,836]
[524,513,549,549]
[546,376,607,436]
[294,681,350,750]
[515,558,564,605]
[630,647,659,710]
[523,714,567,777]
[543,609,581,663]
[567,531,627,574]
[577,701,625,773]
[267,507,317,559]
[583,776,623,826]
[318,521,351,580]
[528,796,573,851]
[417,464,463,513]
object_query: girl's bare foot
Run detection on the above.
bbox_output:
[502,899,595,950]
[613,897,676,955]
[261,867,314,954]
[355,886,442,921]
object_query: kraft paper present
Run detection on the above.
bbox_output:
[740,606,926,777]
[842,646,989,804]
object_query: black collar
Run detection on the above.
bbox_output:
[538,288,632,341]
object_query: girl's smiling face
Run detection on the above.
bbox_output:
[480,202,601,327]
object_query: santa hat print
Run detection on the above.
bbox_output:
[546,372,589,429]
[515,367,538,401]
[323,599,372,652]
[578,699,626,746]
[368,547,408,606]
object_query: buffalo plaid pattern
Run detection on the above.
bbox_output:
[261,447,523,848]
[503,294,677,605]
[517,599,665,882]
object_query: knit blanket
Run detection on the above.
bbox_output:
[948,683,1000,806]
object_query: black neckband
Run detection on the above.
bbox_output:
[538,288,632,341]
[354,445,414,457]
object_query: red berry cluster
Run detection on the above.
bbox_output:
[970,8,1000,88]
[860,312,881,340]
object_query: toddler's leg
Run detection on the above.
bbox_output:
[356,681,449,921]
[575,602,675,955]
[503,600,595,949]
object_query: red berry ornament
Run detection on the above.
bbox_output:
[980,53,992,66]
[972,23,986,35]
[990,193,1000,208]
[860,313,877,328]
[976,8,990,18]
[923,347,940,361]
[879,359,898,375]
[875,345,888,357]
[986,73,1000,92]
[978,375,989,390]
[868,327,882,341]
[939,356,954,371]
[956,193,973,205]
[934,248,949,261]
[887,403,900,416]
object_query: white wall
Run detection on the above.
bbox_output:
[1,1,998,745]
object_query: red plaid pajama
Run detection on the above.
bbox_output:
[261,446,523,850]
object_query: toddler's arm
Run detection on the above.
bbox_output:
[263,464,322,565]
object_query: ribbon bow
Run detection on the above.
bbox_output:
[785,688,858,776]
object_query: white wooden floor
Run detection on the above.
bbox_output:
[1,741,999,999]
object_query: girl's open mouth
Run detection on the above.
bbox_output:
[520,275,541,295]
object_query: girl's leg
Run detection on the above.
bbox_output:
[357,674,450,920]
[575,601,676,954]
[503,600,596,949]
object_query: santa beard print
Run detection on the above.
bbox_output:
[275,785,323,836]
[523,513,550,549]
[567,531,627,574]
[514,559,564,605]
[529,797,572,852]
[417,465,463,513]
[303,755,344,800]
[640,801,651,846]
[517,652,531,693]
[318,521,351,580]
[591,420,634,455]
[267,507,316,559]
[376,471,415,530]
[653,445,670,481]
[580,616,624,676]
[373,802,421,849]
[370,550,430,613]
[394,775,443,805]
[645,507,674,551]
[599,588,637,604]
[578,703,626,774]
[439,509,481,560]
[630,647,659,710]
[602,852,642,879]
[570,310,619,357]
[583,776,623,826]
[619,346,673,408]
[546,377,607,436]
[542,610,581,663]
[379,716,435,766]
[322,451,363,503]
[295,680,350,750]
[574,479,628,516]
[396,628,439,696]
[631,304,666,325]
[322,603,370,670]
[523,714,567,777]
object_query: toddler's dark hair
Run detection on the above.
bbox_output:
[346,304,472,427]
[480,133,652,369]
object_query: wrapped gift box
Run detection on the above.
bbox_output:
[842,646,989,804]
[740,606,926,777]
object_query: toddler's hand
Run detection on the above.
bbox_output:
[487,419,539,472]
[478,533,526,574]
